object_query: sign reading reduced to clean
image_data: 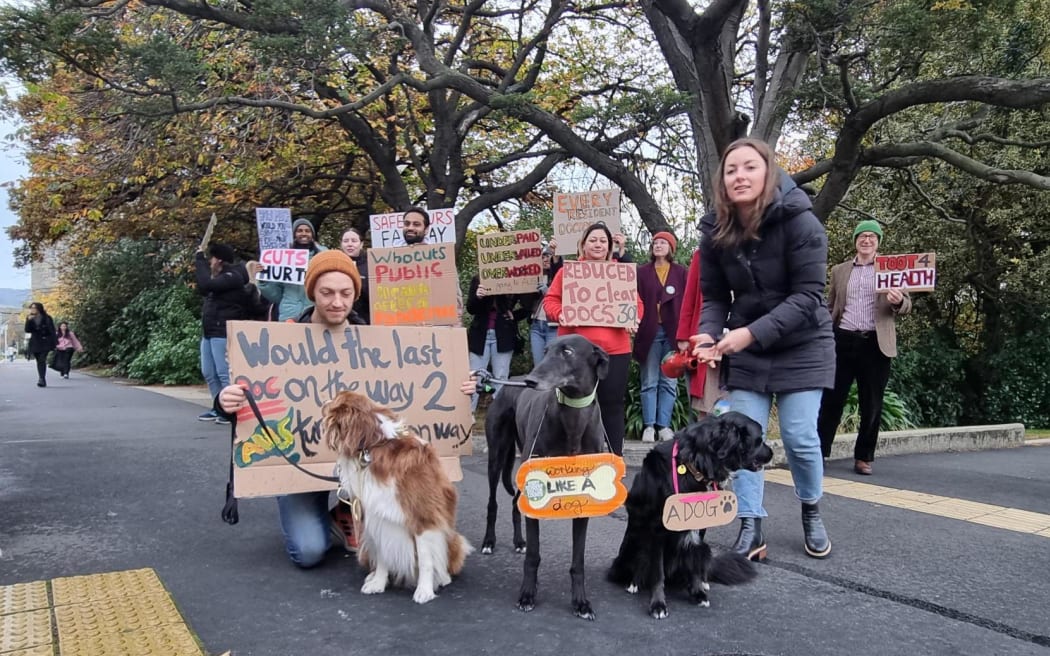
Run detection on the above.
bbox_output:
[559,260,639,330]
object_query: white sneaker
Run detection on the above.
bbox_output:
[641,426,656,442]
[658,427,675,442]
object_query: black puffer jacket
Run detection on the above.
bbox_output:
[25,314,56,355]
[465,275,531,356]
[698,173,834,393]
[195,253,253,338]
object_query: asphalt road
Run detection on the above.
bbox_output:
[2,360,1048,655]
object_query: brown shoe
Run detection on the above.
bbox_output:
[854,459,872,475]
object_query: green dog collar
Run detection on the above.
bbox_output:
[555,383,599,408]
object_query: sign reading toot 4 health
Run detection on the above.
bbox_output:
[551,189,622,256]
[559,260,639,329]
[368,244,460,326]
[875,252,936,292]
[516,453,628,519]
[369,208,457,248]
[226,321,473,497]
[477,229,544,295]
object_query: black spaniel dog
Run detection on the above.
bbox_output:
[607,412,773,619]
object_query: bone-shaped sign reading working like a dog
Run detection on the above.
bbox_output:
[515,453,628,520]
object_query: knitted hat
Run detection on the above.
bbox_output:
[304,250,362,301]
[853,220,883,242]
[292,218,317,239]
[208,243,236,264]
[652,231,677,254]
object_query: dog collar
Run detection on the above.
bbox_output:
[671,441,712,495]
[555,383,599,408]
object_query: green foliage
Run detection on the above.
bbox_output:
[837,383,917,433]
[118,284,203,385]
[980,324,1050,428]
[890,329,968,428]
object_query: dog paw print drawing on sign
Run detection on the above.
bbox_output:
[662,490,739,532]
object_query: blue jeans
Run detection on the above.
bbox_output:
[470,328,514,412]
[729,389,824,518]
[200,336,229,399]
[277,492,332,568]
[530,320,558,367]
[640,326,677,427]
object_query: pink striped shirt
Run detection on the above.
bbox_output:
[839,260,876,332]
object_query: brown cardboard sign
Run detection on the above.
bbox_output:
[559,260,639,329]
[875,252,936,292]
[477,229,544,295]
[552,189,622,256]
[226,321,473,497]
[661,490,738,531]
[515,453,628,520]
[368,243,459,326]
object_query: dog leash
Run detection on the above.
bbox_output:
[471,369,529,393]
[241,387,341,483]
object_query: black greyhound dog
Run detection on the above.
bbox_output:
[481,334,609,619]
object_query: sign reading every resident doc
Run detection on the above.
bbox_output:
[369,208,457,248]
[559,260,639,329]
[875,253,937,293]
[255,207,293,252]
[226,321,473,497]
[551,190,622,256]
[368,243,459,326]
[477,229,544,294]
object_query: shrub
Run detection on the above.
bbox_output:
[113,283,202,384]
[836,383,917,432]
[624,360,694,440]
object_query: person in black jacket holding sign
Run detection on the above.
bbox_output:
[195,243,254,424]
[466,274,531,412]
[24,302,56,388]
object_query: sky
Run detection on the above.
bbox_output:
[0,105,30,290]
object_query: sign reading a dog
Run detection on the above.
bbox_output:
[515,453,628,519]
[662,490,738,531]
[875,252,936,292]
[476,229,544,295]
[558,261,640,330]
[226,322,473,496]
[368,244,459,326]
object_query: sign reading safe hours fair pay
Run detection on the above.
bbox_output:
[875,252,936,293]
[559,260,640,330]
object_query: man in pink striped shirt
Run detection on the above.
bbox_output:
[818,220,912,475]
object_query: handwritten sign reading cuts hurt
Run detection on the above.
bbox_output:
[255,248,309,285]
[226,321,473,497]
[255,207,293,252]
[875,252,937,293]
[367,243,459,326]
[551,189,622,256]
[515,453,628,520]
[369,208,457,248]
[477,229,544,295]
[559,260,639,329]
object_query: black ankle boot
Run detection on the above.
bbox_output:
[801,502,831,559]
[731,517,767,561]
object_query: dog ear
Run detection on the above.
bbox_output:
[592,345,610,380]
[323,392,386,455]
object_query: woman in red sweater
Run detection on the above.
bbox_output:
[542,222,643,455]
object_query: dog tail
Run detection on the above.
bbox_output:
[708,552,758,586]
[606,552,633,586]
[499,438,517,497]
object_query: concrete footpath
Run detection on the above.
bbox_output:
[2,360,1049,655]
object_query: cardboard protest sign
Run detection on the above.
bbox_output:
[226,321,473,497]
[477,229,544,295]
[558,260,639,329]
[368,243,460,326]
[551,190,621,256]
[255,248,308,285]
[875,253,936,292]
[256,208,293,251]
[662,490,738,531]
[369,208,457,248]
[515,454,628,520]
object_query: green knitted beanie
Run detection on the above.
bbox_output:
[853,220,884,242]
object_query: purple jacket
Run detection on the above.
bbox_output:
[632,260,688,363]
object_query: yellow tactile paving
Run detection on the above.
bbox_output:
[0,581,49,615]
[52,568,166,606]
[0,608,52,654]
[765,469,1050,536]
[0,569,205,656]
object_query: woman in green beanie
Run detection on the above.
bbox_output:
[818,220,911,475]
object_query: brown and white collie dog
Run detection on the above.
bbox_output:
[322,391,472,604]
